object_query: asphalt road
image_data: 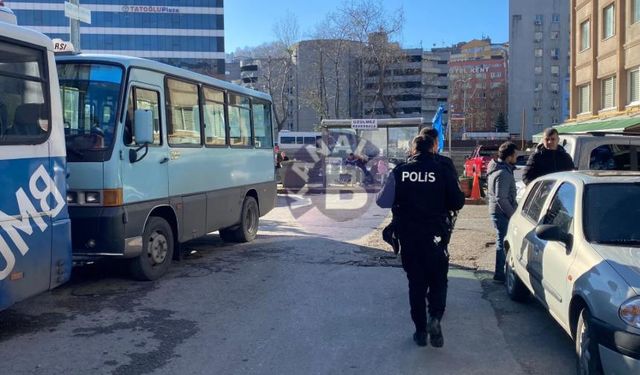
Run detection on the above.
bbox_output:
[0,194,575,375]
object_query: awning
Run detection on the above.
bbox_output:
[533,116,640,142]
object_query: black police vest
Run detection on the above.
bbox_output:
[392,153,449,226]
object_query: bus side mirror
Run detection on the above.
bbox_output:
[134,109,153,144]
[129,109,153,163]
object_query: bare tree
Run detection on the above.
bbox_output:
[318,0,406,118]
[234,12,299,131]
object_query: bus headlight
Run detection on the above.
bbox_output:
[620,297,640,328]
[66,191,77,204]
[85,191,100,204]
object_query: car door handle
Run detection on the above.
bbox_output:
[160,157,169,164]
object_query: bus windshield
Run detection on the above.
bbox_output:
[57,63,123,157]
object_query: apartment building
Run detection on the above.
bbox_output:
[362,47,424,119]
[448,39,508,136]
[510,0,570,140]
[570,0,640,124]
[422,48,456,127]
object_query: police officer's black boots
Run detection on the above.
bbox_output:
[413,331,427,347]
[427,317,444,348]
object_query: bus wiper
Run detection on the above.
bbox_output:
[598,239,640,246]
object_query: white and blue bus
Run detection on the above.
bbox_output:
[55,54,277,280]
[0,5,71,310]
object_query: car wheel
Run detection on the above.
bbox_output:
[505,254,529,302]
[130,216,174,281]
[575,308,604,375]
[220,196,259,243]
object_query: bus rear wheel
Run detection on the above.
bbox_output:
[130,216,174,281]
[219,196,259,243]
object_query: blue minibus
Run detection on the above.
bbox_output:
[0,5,72,310]
[55,54,277,280]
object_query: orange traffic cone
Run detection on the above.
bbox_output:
[470,171,482,201]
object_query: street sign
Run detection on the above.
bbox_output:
[52,39,75,53]
[350,119,377,130]
[64,1,91,24]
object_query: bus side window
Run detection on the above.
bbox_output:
[228,93,251,146]
[124,87,162,146]
[252,100,272,149]
[166,78,201,146]
[123,93,134,145]
[0,39,49,144]
[203,86,226,146]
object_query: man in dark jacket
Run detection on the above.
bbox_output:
[376,135,465,348]
[487,142,518,283]
[522,128,574,185]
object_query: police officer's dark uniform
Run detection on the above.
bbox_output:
[377,135,465,347]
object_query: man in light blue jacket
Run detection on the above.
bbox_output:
[487,142,518,283]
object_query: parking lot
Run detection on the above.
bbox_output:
[0,196,576,375]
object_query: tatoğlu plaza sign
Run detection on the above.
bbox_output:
[121,5,180,13]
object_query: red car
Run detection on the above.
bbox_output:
[464,145,498,179]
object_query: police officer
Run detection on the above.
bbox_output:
[376,134,465,348]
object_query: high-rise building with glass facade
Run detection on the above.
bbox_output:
[7,0,225,77]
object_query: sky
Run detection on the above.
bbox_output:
[224,0,508,53]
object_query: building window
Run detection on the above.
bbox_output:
[634,0,640,24]
[535,66,543,75]
[535,48,543,57]
[535,14,544,25]
[535,82,543,92]
[550,82,560,93]
[534,115,543,125]
[603,4,615,39]
[534,99,542,110]
[550,31,560,40]
[580,20,590,51]
[552,13,560,23]
[629,68,639,104]
[551,65,560,76]
[601,76,616,109]
[550,48,560,59]
[578,84,591,113]
[534,31,543,42]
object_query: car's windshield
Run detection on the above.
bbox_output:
[584,183,640,245]
[57,63,123,158]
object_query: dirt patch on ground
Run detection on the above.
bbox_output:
[355,205,496,272]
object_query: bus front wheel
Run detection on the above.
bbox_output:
[219,196,259,243]
[130,216,174,281]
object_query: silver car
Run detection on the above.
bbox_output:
[504,171,640,374]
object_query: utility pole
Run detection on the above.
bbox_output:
[69,0,80,50]
[521,107,526,150]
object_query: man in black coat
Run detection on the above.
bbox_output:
[376,135,465,348]
[523,128,575,185]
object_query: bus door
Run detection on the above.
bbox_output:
[0,39,54,308]
[164,79,207,241]
[121,83,168,206]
